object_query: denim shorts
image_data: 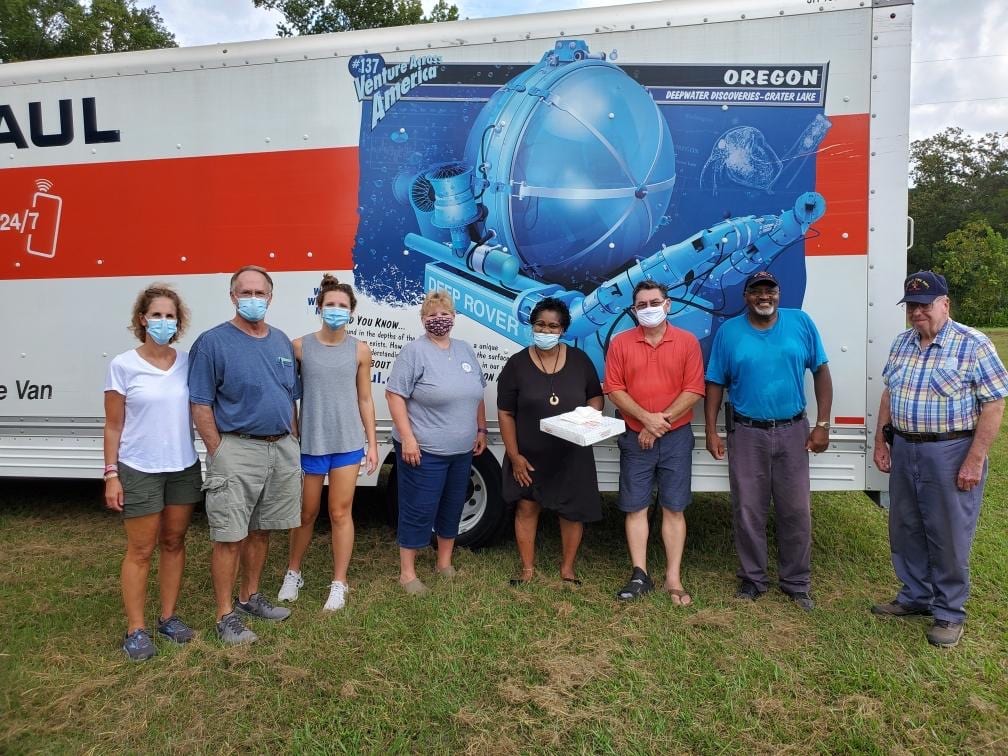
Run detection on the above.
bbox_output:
[119,460,203,518]
[301,448,365,475]
[617,424,695,513]
[394,441,473,549]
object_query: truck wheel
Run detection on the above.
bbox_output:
[455,452,507,549]
[383,452,508,549]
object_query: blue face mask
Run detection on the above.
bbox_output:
[533,332,561,350]
[237,296,268,322]
[322,306,351,329]
[146,317,177,345]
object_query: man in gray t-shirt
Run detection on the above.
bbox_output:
[189,265,302,645]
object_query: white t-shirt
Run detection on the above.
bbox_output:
[105,348,197,473]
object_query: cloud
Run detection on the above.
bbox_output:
[155,0,283,47]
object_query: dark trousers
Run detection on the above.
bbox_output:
[888,435,985,623]
[727,420,812,593]
[394,441,473,549]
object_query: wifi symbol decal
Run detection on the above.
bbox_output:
[35,179,53,193]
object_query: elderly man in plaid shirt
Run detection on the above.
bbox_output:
[872,271,1008,648]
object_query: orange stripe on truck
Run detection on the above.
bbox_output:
[0,147,359,280]
[808,113,870,256]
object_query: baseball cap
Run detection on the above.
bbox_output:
[898,271,948,304]
[744,270,779,290]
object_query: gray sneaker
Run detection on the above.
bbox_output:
[157,615,195,644]
[927,620,964,649]
[122,628,156,661]
[216,611,258,645]
[235,592,291,622]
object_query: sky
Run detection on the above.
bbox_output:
[149,0,1006,142]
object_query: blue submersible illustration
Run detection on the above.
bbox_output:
[394,41,827,373]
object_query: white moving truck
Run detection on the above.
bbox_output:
[0,0,911,546]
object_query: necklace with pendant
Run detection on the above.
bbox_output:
[533,345,561,406]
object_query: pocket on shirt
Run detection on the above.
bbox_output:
[930,367,965,398]
[885,367,907,391]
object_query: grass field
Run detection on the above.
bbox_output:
[1,334,1006,754]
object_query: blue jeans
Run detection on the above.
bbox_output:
[394,441,473,549]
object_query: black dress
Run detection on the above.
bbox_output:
[497,346,604,522]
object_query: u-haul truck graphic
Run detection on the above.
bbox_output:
[0,0,912,545]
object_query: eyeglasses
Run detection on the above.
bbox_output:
[235,288,270,298]
[532,320,564,333]
[905,299,944,313]
[633,298,667,311]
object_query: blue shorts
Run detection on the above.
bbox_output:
[617,424,695,513]
[301,448,365,475]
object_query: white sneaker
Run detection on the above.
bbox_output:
[323,580,348,612]
[277,570,303,602]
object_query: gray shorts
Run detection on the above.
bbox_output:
[120,460,203,519]
[202,433,303,542]
[617,424,695,513]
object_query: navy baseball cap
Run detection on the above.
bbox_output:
[744,270,779,290]
[898,271,948,304]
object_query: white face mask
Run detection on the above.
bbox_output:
[636,305,667,328]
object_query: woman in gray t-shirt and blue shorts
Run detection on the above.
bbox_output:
[386,290,487,595]
[276,275,378,612]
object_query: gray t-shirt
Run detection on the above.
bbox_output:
[386,335,486,456]
[188,321,300,436]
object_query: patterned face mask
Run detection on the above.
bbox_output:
[423,314,454,337]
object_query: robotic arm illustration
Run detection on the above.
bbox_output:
[393,40,827,374]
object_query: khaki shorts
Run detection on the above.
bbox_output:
[202,433,303,542]
[120,460,203,519]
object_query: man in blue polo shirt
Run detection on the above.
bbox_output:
[704,271,833,611]
[872,271,1007,648]
[189,265,302,645]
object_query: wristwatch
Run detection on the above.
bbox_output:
[815,420,831,430]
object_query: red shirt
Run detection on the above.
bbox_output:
[603,324,705,432]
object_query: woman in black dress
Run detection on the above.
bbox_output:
[497,297,604,586]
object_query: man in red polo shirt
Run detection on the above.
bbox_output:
[604,279,705,602]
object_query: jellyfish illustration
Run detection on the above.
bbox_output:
[700,126,783,195]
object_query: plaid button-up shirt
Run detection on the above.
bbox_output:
[883,319,1008,433]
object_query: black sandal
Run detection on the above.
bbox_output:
[509,568,534,587]
[616,567,653,600]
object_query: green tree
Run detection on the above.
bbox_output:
[252,0,459,36]
[934,220,1008,327]
[0,0,175,63]
[908,128,1008,271]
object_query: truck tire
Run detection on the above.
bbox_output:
[383,452,508,549]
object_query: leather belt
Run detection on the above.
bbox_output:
[227,431,289,443]
[733,410,806,429]
[893,429,974,443]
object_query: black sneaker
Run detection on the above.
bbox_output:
[782,588,815,612]
[616,567,653,601]
[735,580,763,601]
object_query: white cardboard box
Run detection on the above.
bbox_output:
[540,407,626,447]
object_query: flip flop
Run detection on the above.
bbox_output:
[509,569,534,587]
[667,587,693,606]
[562,577,582,587]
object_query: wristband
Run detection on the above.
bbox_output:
[104,463,118,473]
[477,428,488,434]
[104,471,119,481]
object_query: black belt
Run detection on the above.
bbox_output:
[227,431,289,443]
[894,429,974,443]
[733,410,805,429]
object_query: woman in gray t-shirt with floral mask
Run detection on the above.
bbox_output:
[386,290,487,595]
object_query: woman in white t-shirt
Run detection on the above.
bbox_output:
[103,284,202,661]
